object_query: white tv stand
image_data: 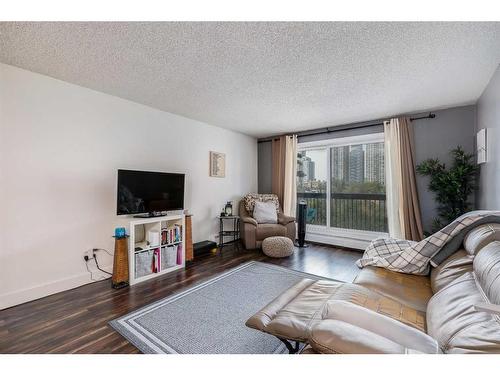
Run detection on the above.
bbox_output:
[124,214,185,285]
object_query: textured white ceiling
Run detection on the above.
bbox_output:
[1,22,499,137]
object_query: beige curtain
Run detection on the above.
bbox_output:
[272,135,298,217]
[384,120,403,239]
[283,135,298,217]
[384,117,424,241]
[271,136,286,204]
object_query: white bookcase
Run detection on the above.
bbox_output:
[126,214,185,285]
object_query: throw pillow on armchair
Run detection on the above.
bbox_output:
[253,201,278,224]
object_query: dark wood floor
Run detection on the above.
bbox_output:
[0,243,361,354]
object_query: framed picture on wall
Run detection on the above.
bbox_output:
[210,151,226,177]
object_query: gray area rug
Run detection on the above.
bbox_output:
[109,261,328,354]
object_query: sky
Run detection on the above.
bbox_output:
[304,149,327,181]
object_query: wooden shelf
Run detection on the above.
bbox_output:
[185,215,194,262]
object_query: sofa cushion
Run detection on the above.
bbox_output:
[256,223,286,240]
[446,320,500,354]
[310,320,415,354]
[426,240,500,353]
[426,272,493,352]
[253,201,278,224]
[334,283,427,331]
[310,301,440,354]
[463,223,500,256]
[473,241,500,304]
[354,266,432,312]
[430,249,473,293]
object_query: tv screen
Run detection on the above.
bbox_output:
[117,169,185,215]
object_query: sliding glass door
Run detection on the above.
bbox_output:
[329,142,387,232]
[297,133,388,234]
[297,149,327,225]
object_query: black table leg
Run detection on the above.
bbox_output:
[218,216,241,254]
[233,217,236,247]
[218,218,223,256]
[236,218,240,250]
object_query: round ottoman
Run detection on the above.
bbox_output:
[262,236,295,258]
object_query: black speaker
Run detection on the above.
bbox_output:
[296,201,308,248]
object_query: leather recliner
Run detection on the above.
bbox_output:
[239,200,296,249]
[246,223,500,354]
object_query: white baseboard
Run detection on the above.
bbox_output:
[305,232,368,249]
[0,265,112,310]
[305,225,387,250]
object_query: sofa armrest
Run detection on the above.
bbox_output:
[278,213,295,225]
[246,278,317,336]
[312,300,440,354]
[241,216,258,226]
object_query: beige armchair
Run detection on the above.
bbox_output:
[240,200,296,249]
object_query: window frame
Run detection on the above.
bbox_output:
[297,132,388,249]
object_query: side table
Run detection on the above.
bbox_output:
[217,215,240,253]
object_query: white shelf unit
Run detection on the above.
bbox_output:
[127,214,185,285]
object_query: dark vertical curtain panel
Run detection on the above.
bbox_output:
[271,136,286,205]
[398,117,424,241]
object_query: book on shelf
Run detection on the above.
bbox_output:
[161,224,183,245]
[152,248,161,273]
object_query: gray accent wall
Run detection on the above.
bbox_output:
[258,141,273,193]
[476,65,500,210]
[257,105,477,234]
[413,105,476,233]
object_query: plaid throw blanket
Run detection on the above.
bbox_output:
[356,211,500,275]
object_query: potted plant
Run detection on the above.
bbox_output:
[416,146,478,233]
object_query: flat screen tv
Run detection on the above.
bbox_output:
[117,169,185,216]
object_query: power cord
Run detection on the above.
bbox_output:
[92,250,112,276]
[84,256,107,281]
[93,247,113,257]
[83,248,113,281]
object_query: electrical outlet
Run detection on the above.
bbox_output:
[83,250,93,261]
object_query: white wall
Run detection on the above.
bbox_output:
[0,63,258,309]
[476,65,500,210]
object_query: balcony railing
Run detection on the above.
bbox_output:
[297,192,388,233]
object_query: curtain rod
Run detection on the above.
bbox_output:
[257,112,436,144]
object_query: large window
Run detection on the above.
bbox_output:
[297,149,327,225]
[297,133,388,233]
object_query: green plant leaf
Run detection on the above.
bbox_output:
[416,146,477,229]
